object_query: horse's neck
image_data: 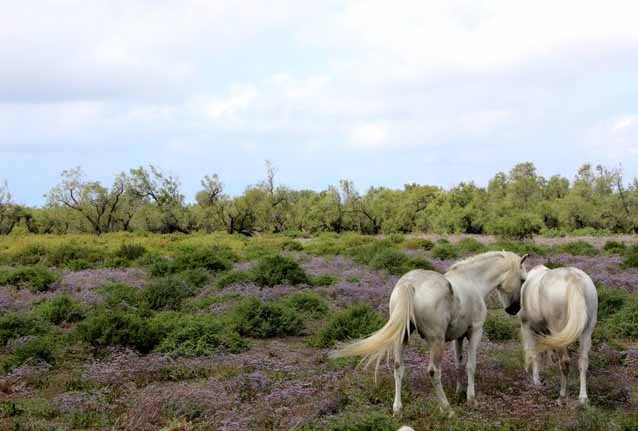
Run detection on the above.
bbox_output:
[445,259,505,298]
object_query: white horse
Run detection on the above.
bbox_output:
[519,265,597,406]
[331,251,528,416]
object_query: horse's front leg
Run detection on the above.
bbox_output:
[466,326,483,406]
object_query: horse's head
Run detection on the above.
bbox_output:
[496,253,529,315]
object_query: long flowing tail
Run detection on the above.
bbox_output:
[535,284,587,351]
[329,282,416,379]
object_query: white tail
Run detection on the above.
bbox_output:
[329,282,416,380]
[535,283,587,351]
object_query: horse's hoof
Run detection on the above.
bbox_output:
[467,398,478,408]
[578,397,589,408]
[393,407,403,418]
[556,397,567,406]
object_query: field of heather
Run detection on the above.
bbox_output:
[0,233,637,430]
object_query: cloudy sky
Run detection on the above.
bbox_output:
[2,0,638,205]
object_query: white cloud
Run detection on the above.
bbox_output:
[348,122,391,149]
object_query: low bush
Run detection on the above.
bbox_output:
[557,240,598,257]
[312,304,385,347]
[154,314,247,356]
[11,244,48,265]
[176,268,210,290]
[49,242,101,268]
[252,255,309,287]
[114,243,147,261]
[98,282,140,308]
[144,254,178,277]
[142,277,193,311]
[605,297,638,339]
[33,295,84,325]
[456,237,486,254]
[0,313,50,346]
[387,233,405,244]
[603,240,627,255]
[282,239,304,251]
[77,309,158,353]
[173,245,235,272]
[283,291,329,317]
[483,311,517,341]
[0,266,58,292]
[216,270,253,289]
[368,248,434,275]
[230,297,304,338]
[402,238,434,251]
[4,336,58,370]
[622,245,638,269]
[431,242,459,260]
[310,274,338,286]
[488,241,547,256]
[300,410,398,431]
[597,286,629,321]
[490,213,542,240]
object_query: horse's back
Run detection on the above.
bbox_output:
[524,266,597,329]
[393,269,455,340]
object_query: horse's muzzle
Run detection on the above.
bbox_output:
[505,301,521,315]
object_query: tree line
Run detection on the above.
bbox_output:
[1,162,637,238]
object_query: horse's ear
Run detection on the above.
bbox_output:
[520,253,529,264]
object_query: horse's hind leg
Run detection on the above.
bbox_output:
[428,339,452,414]
[578,330,592,406]
[393,341,406,417]
[453,338,464,396]
[521,324,541,385]
[557,347,570,405]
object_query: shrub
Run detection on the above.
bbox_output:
[456,238,486,254]
[312,304,385,347]
[145,254,178,277]
[283,291,329,317]
[282,239,304,251]
[216,270,253,289]
[431,242,459,260]
[558,241,598,257]
[49,242,100,268]
[488,241,547,256]
[605,297,638,339]
[387,234,405,244]
[142,277,192,311]
[603,240,627,255]
[310,274,338,286]
[155,314,247,356]
[66,259,91,271]
[231,297,304,338]
[98,282,140,308]
[173,245,235,272]
[368,249,433,275]
[0,313,50,346]
[176,268,210,290]
[402,238,434,251]
[346,240,395,265]
[622,245,638,269]
[252,255,309,287]
[483,311,517,341]
[0,266,58,292]
[33,295,84,325]
[597,286,629,321]
[77,309,158,353]
[4,336,57,370]
[301,410,398,431]
[12,244,48,265]
[490,213,542,240]
[114,243,146,261]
